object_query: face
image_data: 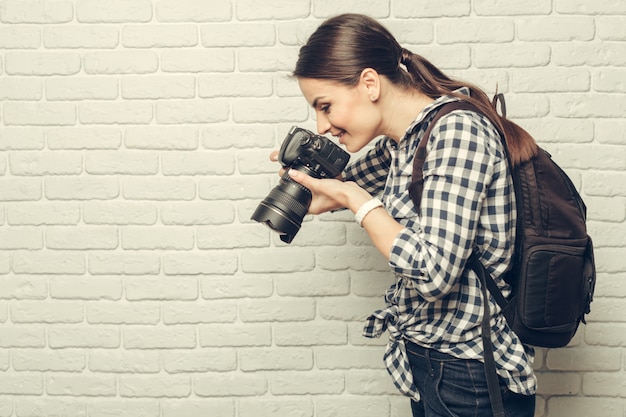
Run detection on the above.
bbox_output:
[298,76,381,153]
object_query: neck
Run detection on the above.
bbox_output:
[379,84,434,142]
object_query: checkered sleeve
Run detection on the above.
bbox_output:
[343,136,392,196]
[389,111,498,301]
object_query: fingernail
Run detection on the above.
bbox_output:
[288,169,298,178]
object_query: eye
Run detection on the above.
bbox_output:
[320,104,330,113]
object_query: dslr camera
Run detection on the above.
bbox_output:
[251,126,350,243]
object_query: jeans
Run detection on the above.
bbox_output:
[406,342,535,417]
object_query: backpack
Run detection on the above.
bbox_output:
[409,96,596,417]
[409,96,596,349]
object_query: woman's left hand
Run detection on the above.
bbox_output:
[287,169,372,215]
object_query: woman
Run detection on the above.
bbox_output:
[273,13,537,417]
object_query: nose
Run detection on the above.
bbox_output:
[316,113,331,135]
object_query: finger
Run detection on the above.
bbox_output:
[288,169,313,187]
[269,150,279,161]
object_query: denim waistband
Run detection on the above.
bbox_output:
[405,340,460,362]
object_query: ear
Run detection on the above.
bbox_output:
[359,68,380,101]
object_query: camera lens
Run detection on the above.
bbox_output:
[250,168,312,243]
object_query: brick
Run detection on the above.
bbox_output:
[200,275,273,299]
[44,25,119,48]
[50,276,122,300]
[48,326,120,348]
[587,221,626,246]
[474,0,551,15]
[583,372,626,396]
[15,398,86,417]
[161,151,235,175]
[125,126,198,150]
[89,349,160,373]
[199,324,271,347]
[46,77,119,101]
[86,301,160,325]
[122,177,195,201]
[4,102,76,126]
[269,371,344,395]
[593,273,626,297]
[275,271,350,297]
[239,48,300,73]
[198,74,273,98]
[89,399,159,417]
[13,349,85,372]
[125,278,199,302]
[239,298,316,322]
[162,349,237,373]
[346,369,398,395]
[5,52,80,75]
[201,124,276,150]
[122,24,197,48]
[163,252,238,275]
[13,251,85,274]
[597,17,626,40]
[0,78,42,100]
[121,75,195,100]
[163,301,237,324]
[45,177,119,200]
[395,0,470,17]
[546,348,621,371]
[239,348,313,371]
[317,246,389,271]
[0,227,42,249]
[84,51,159,74]
[317,347,386,370]
[48,127,122,150]
[161,201,235,226]
[594,69,626,93]
[156,99,230,124]
[519,17,595,41]
[512,68,590,93]
[199,175,269,200]
[85,151,159,175]
[351,271,395,297]
[200,23,275,47]
[319,397,391,417]
[546,396,623,417]
[236,0,310,20]
[119,375,191,398]
[161,49,235,73]
[79,101,153,124]
[585,197,626,222]
[314,0,389,18]
[0,0,73,23]
[122,227,194,250]
[0,327,45,348]
[0,374,42,395]
[10,301,84,324]
[273,322,347,346]
[319,297,383,321]
[0,277,47,299]
[238,398,313,417]
[438,19,515,44]
[76,0,152,23]
[535,372,581,395]
[47,374,116,396]
[88,252,160,275]
[0,128,45,150]
[83,202,158,225]
[550,144,626,170]
[583,173,626,198]
[155,0,232,22]
[123,326,196,349]
[553,42,626,67]
[46,226,118,250]
[197,224,269,249]
[194,373,267,397]
[555,0,626,14]
[241,248,315,273]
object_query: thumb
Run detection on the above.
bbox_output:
[288,168,312,186]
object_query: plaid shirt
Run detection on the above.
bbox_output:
[349,89,537,401]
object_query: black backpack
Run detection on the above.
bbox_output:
[409,96,596,416]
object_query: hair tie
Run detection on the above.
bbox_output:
[400,48,412,65]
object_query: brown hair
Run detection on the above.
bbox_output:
[293,13,537,165]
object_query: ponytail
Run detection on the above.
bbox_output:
[400,48,538,166]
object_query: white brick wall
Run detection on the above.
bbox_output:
[0,0,624,416]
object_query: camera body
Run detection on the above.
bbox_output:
[251,126,350,243]
[278,126,350,179]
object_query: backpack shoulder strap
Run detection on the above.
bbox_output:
[409,100,480,213]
